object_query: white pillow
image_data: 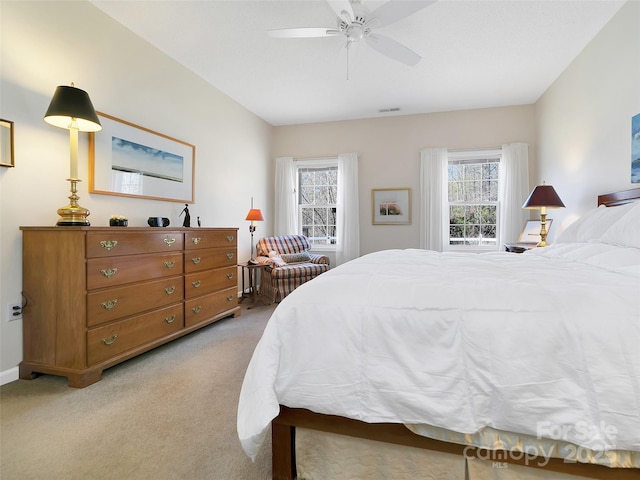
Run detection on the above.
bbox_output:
[600,201,640,248]
[556,202,635,243]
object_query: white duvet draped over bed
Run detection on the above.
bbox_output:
[237,244,640,463]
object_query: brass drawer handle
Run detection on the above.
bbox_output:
[164,261,175,268]
[99,240,118,251]
[165,286,176,295]
[191,257,201,264]
[100,268,118,278]
[192,237,201,245]
[192,280,201,288]
[226,253,234,260]
[226,273,234,280]
[102,335,118,346]
[226,235,234,242]
[100,299,118,310]
[192,306,202,314]
[226,295,234,302]
[165,315,175,324]
[164,238,176,246]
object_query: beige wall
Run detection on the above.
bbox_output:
[273,106,536,256]
[0,1,273,377]
[536,0,640,235]
[0,0,636,381]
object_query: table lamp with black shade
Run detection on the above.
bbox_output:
[522,183,565,247]
[44,83,102,226]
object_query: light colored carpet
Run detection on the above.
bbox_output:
[0,304,275,480]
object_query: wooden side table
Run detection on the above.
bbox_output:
[238,263,272,309]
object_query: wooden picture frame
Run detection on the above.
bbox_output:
[0,119,15,167]
[372,188,411,225]
[518,219,553,244]
[89,112,195,203]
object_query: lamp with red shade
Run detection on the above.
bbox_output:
[522,183,565,246]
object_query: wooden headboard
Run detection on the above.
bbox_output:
[597,187,640,206]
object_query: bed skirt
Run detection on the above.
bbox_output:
[273,407,640,480]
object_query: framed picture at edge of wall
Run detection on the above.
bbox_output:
[0,119,15,167]
[372,188,411,225]
[89,112,195,203]
[632,112,639,184]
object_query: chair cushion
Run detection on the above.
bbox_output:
[280,252,312,264]
[268,263,329,280]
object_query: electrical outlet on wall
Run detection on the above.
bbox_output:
[6,303,22,321]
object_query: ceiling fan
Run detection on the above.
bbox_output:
[268,0,437,67]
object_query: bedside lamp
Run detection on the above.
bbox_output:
[245,198,264,260]
[44,83,102,226]
[522,183,565,247]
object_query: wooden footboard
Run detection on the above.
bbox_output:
[272,406,639,480]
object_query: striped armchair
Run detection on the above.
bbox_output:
[256,235,330,302]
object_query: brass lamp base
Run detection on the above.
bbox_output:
[56,179,90,226]
[537,211,548,247]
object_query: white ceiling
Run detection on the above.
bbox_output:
[90,0,624,126]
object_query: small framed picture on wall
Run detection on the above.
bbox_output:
[372,188,411,225]
[0,119,15,168]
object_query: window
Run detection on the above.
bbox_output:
[297,160,338,246]
[447,152,501,248]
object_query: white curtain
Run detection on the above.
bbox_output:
[274,156,297,236]
[499,143,530,245]
[420,148,448,251]
[336,153,360,266]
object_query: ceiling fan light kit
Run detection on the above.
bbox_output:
[268,0,437,67]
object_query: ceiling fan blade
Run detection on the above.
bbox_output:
[365,33,421,66]
[327,0,355,23]
[268,28,340,39]
[371,0,437,28]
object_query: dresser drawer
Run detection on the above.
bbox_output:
[87,276,184,327]
[185,229,237,250]
[184,247,237,273]
[184,287,237,327]
[87,252,184,289]
[86,231,184,258]
[87,304,184,365]
[185,266,237,298]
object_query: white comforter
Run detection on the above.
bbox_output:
[237,244,640,461]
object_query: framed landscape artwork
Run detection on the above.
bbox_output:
[89,112,195,202]
[372,188,411,225]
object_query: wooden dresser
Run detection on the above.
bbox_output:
[19,227,240,387]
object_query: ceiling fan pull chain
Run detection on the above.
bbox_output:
[346,44,350,81]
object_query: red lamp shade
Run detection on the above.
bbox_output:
[522,184,565,209]
[245,209,264,222]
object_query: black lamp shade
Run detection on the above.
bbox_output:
[522,184,565,209]
[44,85,102,132]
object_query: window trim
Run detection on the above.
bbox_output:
[445,149,502,252]
[294,157,339,251]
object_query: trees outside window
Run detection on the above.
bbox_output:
[448,157,500,247]
[297,163,338,245]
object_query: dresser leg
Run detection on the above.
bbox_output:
[67,369,102,388]
[19,363,40,381]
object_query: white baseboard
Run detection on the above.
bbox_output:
[0,367,19,386]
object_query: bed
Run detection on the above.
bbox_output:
[237,188,640,480]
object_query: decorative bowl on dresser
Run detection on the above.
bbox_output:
[19,226,241,388]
